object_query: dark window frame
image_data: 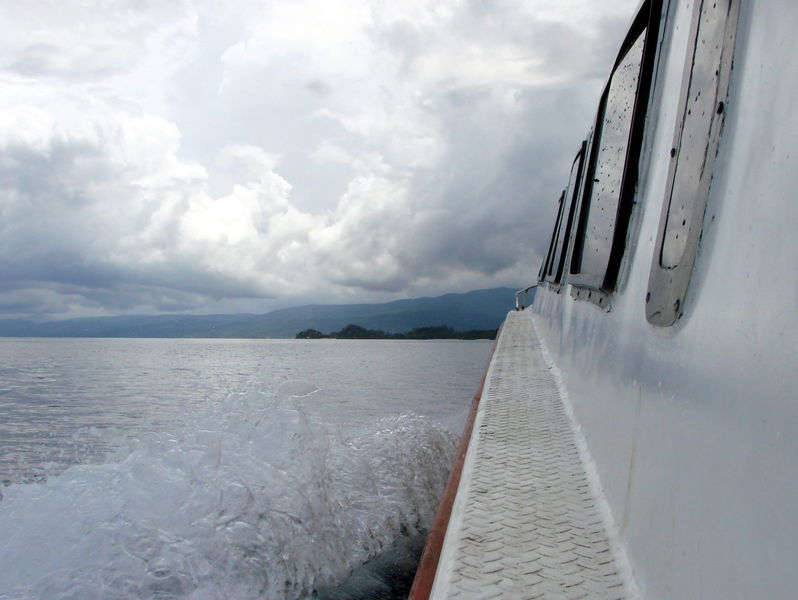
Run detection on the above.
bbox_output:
[567,0,664,303]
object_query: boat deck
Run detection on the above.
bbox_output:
[427,310,632,599]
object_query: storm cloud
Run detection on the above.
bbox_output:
[0,0,637,319]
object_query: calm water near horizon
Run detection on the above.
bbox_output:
[0,337,492,599]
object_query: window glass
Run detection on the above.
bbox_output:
[578,32,646,282]
[538,194,563,282]
[543,191,566,281]
[551,145,586,283]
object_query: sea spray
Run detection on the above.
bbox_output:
[0,388,457,599]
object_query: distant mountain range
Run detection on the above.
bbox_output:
[0,287,529,338]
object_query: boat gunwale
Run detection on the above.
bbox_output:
[407,330,500,599]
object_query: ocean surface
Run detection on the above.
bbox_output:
[0,337,492,600]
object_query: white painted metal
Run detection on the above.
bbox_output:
[533,2,798,598]
[430,310,633,599]
[515,284,537,311]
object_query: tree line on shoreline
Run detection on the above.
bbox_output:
[295,324,498,340]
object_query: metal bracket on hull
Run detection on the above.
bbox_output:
[571,285,612,312]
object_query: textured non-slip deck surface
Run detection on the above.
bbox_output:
[429,310,627,600]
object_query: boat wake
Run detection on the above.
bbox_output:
[0,388,457,599]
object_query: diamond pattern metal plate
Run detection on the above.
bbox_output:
[429,310,628,600]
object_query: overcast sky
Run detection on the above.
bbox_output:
[0,0,638,319]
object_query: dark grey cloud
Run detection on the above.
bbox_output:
[0,0,638,319]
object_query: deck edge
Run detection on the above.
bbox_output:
[407,328,500,600]
[531,312,641,600]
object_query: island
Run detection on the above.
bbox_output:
[295,324,498,340]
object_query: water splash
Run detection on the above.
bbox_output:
[0,389,456,599]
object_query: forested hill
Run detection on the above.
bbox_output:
[296,324,498,340]
[0,287,528,338]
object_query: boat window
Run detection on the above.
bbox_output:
[646,0,739,326]
[545,191,566,281]
[539,190,566,283]
[537,232,548,281]
[568,0,662,302]
[538,199,558,282]
[549,143,587,285]
[577,34,645,282]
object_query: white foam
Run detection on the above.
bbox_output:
[0,389,457,599]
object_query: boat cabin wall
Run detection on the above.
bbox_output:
[533,1,798,598]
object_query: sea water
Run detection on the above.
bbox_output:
[0,338,492,599]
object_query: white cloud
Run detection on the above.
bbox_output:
[0,0,639,318]
[310,141,352,166]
